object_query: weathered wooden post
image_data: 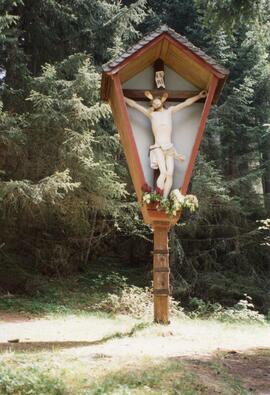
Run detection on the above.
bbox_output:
[153,221,170,323]
[101,25,228,324]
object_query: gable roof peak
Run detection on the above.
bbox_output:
[102,25,229,77]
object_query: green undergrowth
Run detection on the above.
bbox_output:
[0,281,105,316]
[0,265,142,316]
[192,271,270,312]
[0,269,268,324]
[0,365,65,395]
[188,295,266,324]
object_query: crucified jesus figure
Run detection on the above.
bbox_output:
[124,89,207,198]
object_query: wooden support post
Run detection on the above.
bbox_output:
[152,221,170,324]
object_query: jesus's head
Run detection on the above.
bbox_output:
[144,91,168,111]
[152,97,163,110]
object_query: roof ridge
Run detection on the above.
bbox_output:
[102,25,229,76]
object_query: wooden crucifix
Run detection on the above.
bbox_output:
[123,59,206,323]
[101,25,228,324]
[124,59,207,199]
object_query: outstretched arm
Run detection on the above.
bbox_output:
[171,90,207,113]
[124,97,151,118]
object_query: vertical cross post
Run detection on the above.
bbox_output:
[152,59,165,189]
[152,221,170,324]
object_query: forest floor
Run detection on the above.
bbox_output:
[0,311,270,394]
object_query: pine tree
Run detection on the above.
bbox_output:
[0,0,148,276]
[147,0,270,308]
[1,0,269,309]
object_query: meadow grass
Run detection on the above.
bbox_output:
[0,271,269,394]
[0,349,254,395]
[1,313,268,394]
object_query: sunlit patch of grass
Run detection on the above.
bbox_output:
[0,356,208,395]
[71,358,250,394]
[85,360,208,395]
[0,347,266,394]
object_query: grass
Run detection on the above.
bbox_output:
[207,362,250,395]
[0,269,269,394]
[86,360,209,395]
[0,290,104,316]
[0,312,269,394]
[0,276,116,317]
[0,264,147,317]
[0,350,256,395]
[0,364,65,395]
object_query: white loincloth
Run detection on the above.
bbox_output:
[149,143,184,170]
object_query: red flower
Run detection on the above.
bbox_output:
[141,183,152,193]
[155,187,163,196]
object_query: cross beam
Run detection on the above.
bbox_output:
[123,89,205,102]
[123,58,205,104]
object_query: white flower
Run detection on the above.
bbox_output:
[184,194,199,211]
[170,189,185,204]
[143,193,151,204]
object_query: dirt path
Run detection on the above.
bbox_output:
[0,312,138,345]
[215,350,270,394]
[1,312,270,394]
[178,350,270,395]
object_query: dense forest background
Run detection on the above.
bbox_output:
[0,0,270,312]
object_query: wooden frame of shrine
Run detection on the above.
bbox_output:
[101,25,229,323]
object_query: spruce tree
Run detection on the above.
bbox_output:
[0,0,148,277]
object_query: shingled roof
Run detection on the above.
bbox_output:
[102,25,229,76]
[101,25,229,103]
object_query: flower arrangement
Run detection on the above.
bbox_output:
[142,187,198,216]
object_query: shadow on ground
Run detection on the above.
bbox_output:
[0,322,148,352]
[178,348,270,395]
[0,340,99,352]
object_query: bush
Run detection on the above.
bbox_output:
[188,297,222,318]
[94,285,186,319]
[0,365,66,395]
[80,271,128,291]
[189,295,265,324]
[213,295,266,324]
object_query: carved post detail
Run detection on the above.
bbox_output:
[152,221,170,324]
